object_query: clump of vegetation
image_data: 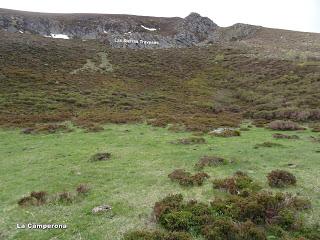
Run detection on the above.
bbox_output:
[209,128,241,137]
[83,123,104,132]
[17,196,38,207]
[123,230,192,240]
[268,120,304,131]
[76,184,90,195]
[273,133,300,139]
[21,123,72,134]
[254,142,284,149]
[174,137,206,145]
[30,191,48,204]
[267,170,297,188]
[211,191,311,227]
[90,152,111,161]
[56,191,75,204]
[195,156,227,169]
[148,191,313,240]
[167,124,186,133]
[311,124,320,132]
[18,191,48,207]
[18,185,90,207]
[168,169,209,186]
[202,219,267,240]
[213,171,261,195]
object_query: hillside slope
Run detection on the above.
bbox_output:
[0,27,319,131]
[0,9,319,131]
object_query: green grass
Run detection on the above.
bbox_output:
[0,124,319,239]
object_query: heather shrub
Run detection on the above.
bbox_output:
[202,219,240,240]
[254,142,284,149]
[84,123,104,132]
[30,191,48,204]
[90,152,111,161]
[311,124,320,132]
[168,169,209,186]
[212,172,261,195]
[202,217,267,239]
[56,191,75,203]
[277,209,297,230]
[153,194,183,220]
[76,184,90,194]
[18,191,48,206]
[150,191,312,240]
[168,124,186,132]
[123,230,192,240]
[238,220,267,240]
[21,123,72,134]
[210,191,310,226]
[273,133,300,139]
[175,137,206,145]
[268,120,304,131]
[18,196,38,207]
[267,170,297,188]
[195,156,227,169]
[159,211,193,231]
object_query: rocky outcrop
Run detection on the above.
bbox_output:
[0,8,260,49]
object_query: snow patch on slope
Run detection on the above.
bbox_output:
[50,34,70,39]
[141,25,157,31]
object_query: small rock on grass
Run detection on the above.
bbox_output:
[92,205,112,214]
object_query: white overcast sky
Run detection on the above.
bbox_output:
[1,0,319,33]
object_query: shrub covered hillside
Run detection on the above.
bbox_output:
[0,30,319,131]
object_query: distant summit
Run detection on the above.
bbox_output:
[0,8,261,48]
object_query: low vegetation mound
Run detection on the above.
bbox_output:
[174,137,206,145]
[267,170,297,188]
[273,133,300,139]
[123,230,192,240]
[212,171,261,196]
[195,156,227,169]
[18,191,48,207]
[311,124,320,132]
[18,184,90,207]
[83,123,104,132]
[254,142,284,149]
[90,152,111,162]
[268,120,304,131]
[168,169,209,186]
[21,123,71,134]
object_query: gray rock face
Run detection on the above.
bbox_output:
[0,8,260,49]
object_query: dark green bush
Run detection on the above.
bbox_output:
[160,211,194,231]
[153,194,183,220]
[123,230,192,240]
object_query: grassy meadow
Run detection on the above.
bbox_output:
[0,123,319,239]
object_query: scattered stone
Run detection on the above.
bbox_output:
[209,128,240,137]
[92,205,112,214]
